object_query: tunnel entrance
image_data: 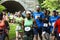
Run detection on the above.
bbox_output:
[1,1,25,13]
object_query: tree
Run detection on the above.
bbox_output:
[0,5,6,12]
[38,0,60,12]
[38,0,45,4]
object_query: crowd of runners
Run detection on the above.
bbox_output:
[0,5,60,40]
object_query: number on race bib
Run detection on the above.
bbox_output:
[25,27,31,32]
[35,16,40,19]
[43,23,48,27]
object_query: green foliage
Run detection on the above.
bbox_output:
[38,0,60,12]
[38,0,45,4]
[0,5,6,12]
[38,0,45,8]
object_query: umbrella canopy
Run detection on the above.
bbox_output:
[1,1,25,13]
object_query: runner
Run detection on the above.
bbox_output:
[22,11,37,40]
[8,12,10,17]
[42,9,50,40]
[2,11,10,40]
[49,10,59,40]
[9,13,14,23]
[0,13,8,40]
[2,10,9,21]
[22,11,26,18]
[33,6,44,40]
[15,11,24,40]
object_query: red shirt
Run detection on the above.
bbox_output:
[54,19,60,33]
[0,20,5,30]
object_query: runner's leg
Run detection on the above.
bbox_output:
[33,28,38,40]
[38,27,42,40]
[16,31,19,40]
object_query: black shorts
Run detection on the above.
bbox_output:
[24,29,34,36]
[42,27,50,34]
[33,27,42,36]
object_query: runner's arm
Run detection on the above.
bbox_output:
[33,19,38,28]
[52,21,57,34]
[22,20,24,30]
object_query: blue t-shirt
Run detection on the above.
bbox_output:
[49,15,59,32]
[33,11,44,28]
[49,15,59,26]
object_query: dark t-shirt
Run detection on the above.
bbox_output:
[43,15,50,23]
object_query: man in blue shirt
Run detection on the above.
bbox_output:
[33,6,44,40]
[49,10,59,40]
[49,10,59,33]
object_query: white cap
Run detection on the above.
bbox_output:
[26,11,31,14]
[36,5,40,8]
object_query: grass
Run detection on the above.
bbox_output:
[9,23,18,40]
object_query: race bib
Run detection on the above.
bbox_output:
[52,22,55,26]
[43,23,48,27]
[59,33,60,36]
[25,27,31,32]
[16,25,21,30]
[35,16,40,19]
[42,31,46,35]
